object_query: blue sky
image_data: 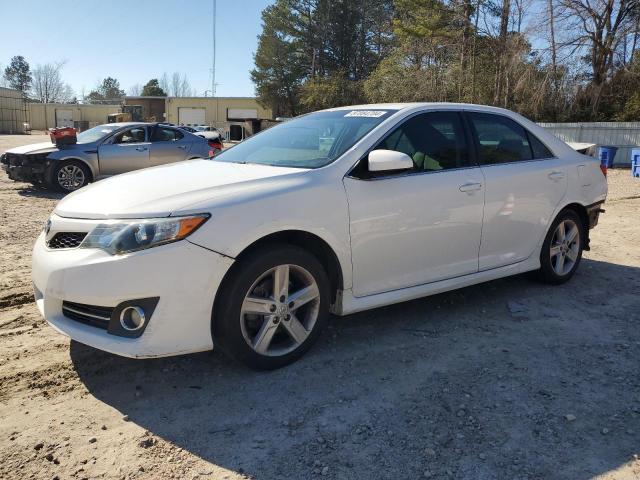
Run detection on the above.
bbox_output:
[0,0,273,97]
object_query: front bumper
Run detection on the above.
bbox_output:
[2,153,49,183]
[32,232,234,358]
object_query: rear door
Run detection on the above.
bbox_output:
[97,126,150,176]
[465,112,568,270]
[149,126,191,166]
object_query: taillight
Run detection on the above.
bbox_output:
[600,164,607,176]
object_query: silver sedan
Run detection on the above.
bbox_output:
[1,122,212,192]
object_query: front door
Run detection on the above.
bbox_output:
[344,111,485,297]
[97,126,150,176]
[465,112,568,270]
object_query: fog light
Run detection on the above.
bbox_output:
[119,306,146,331]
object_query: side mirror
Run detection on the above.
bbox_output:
[368,149,413,172]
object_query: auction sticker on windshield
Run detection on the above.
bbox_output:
[344,110,388,118]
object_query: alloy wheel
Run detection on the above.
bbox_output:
[240,264,320,357]
[57,165,85,191]
[549,219,580,276]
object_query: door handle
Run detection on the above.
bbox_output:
[177,145,187,150]
[548,171,564,181]
[135,147,148,152]
[459,182,482,192]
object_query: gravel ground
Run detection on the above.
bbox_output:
[1,134,639,480]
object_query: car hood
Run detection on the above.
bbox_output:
[6,141,58,155]
[54,160,306,219]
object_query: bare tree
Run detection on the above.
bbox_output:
[31,62,75,103]
[555,0,638,112]
[179,75,193,96]
[159,73,170,95]
[0,64,7,87]
[128,83,142,96]
[165,72,193,96]
[493,0,511,105]
[170,72,181,96]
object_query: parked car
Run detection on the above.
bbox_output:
[194,125,217,132]
[1,122,212,192]
[178,125,224,153]
[32,103,607,369]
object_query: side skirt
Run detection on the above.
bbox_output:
[333,256,540,316]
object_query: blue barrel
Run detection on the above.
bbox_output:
[598,146,618,168]
[632,148,640,178]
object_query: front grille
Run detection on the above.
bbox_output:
[6,153,26,166]
[47,232,87,249]
[62,301,113,330]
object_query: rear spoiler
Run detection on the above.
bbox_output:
[566,142,597,155]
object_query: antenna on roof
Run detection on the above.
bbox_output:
[212,0,217,98]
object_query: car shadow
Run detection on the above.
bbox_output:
[17,185,65,200]
[71,258,640,479]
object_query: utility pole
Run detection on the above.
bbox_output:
[212,0,216,98]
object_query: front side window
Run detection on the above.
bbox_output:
[374,111,470,172]
[77,125,120,144]
[113,127,146,144]
[467,112,554,164]
[215,109,396,169]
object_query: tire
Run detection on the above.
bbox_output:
[538,209,584,285]
[213,244,330,370]
[50,160,91,193]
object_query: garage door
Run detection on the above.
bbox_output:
[178,108,206,126]
[55,109,73,128]
[227,108,258,120]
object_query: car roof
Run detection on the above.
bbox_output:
[101,122,182,129]
[325,102,516,115]
[103,122,146,127]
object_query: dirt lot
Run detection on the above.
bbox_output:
[1,133,639,480]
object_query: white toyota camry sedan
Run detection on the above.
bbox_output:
[32,103,607,369]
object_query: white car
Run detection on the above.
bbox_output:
[32,103,607,369]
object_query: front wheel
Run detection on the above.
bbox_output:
[538,209,584,284]
[50,160,91,193]
[213,245,330,370]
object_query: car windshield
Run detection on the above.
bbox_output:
[76,125,121,144]
[215,109,396,168]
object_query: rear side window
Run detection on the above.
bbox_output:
[468,113,533,164]
[151,127,183,142]
[528,132,553,159]
[375,111,470,172]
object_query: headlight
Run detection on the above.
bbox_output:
[80,214,209,255]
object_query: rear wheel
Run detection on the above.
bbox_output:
[538,209,584,284]
[50,160,91,193]
[213,245,330,370]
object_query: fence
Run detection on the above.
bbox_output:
[0,87,28,134]
[539,122,640,167]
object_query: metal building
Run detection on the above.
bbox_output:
[0,87,28,133]
[540,122,640,167]
[28,103,121,131]
[124,96,273,140]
